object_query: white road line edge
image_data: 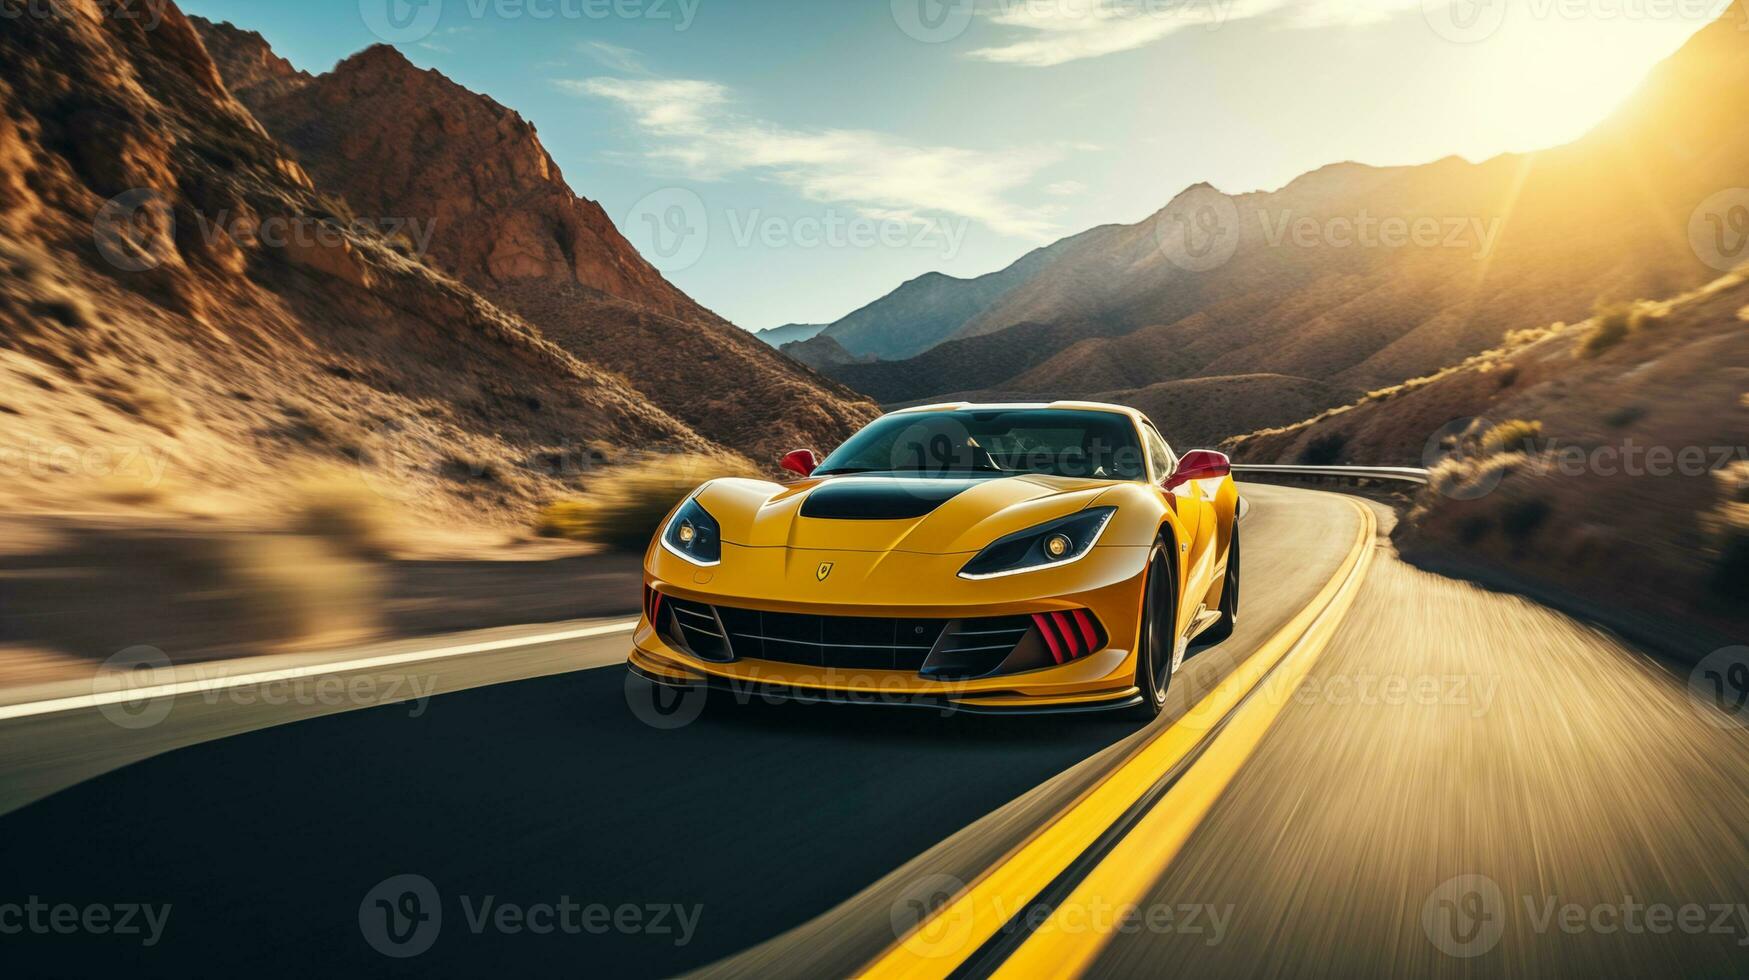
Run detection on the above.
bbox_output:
[0,620,639,723]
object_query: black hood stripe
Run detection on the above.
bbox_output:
[799,479,982,521]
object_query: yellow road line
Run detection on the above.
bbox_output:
[858,498,1376,980]
[994,498,1376,976]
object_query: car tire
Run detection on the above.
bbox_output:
[1200,524,1241,644]
[1124,538,1177,723]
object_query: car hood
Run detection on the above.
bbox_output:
[694,474,1119,556]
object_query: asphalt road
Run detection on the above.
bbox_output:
[2,485,1742,977]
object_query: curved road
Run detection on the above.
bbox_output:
[1,485,1744,977]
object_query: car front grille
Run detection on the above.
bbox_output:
[715,606,950,672]
[652,595,1102,680]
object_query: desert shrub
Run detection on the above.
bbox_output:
[1504,324,1557,349]
[227,534,383,649]
[278,401,370,459]
[538,454,760,551]
[1580,305,1632,357]
[1300,432,1348,466]
[283,470,402,560]
[1604,405,1647,429]
[31,296,92,330]
[441,452,501,484]
[1481,419,1542,456]
[101,380,188,433]
[1499,498,1553,542]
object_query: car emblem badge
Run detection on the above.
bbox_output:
[816,562,835,581]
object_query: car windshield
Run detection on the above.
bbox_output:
[814,409,1148,480]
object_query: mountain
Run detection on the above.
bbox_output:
[819,5,1749,438]
[0,0,717,525]
[1226,270,1749,641]
[192,18,877,463]
[782,334,870,371]
[755,322,828,348]
[812,245,1066,361]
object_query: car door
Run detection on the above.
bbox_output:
[1147,423,1218,610]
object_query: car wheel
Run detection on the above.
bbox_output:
[1124,538,1176,722]
[1201,523,1241,644]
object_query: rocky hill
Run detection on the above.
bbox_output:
[1228,271,1749,641]
[192,18,878,463]
[0,1,736,527]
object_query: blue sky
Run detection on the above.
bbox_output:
[180,0,1721,330]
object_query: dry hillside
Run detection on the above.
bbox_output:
[0,0,728,529]
[823,2,1749,430]
[1228,272,1749,641]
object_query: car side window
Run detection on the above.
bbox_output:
[1144,426,1176,484]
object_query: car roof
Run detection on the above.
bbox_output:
[888,401,1151,425]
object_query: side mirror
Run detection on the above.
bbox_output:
[780,449,820,478]
[1165,449,1231,492]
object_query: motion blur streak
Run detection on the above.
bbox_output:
[995,500,1376,976]
[862,499,1374,978]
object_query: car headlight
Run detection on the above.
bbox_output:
[959,507,1116,580]
[661,497,723,566]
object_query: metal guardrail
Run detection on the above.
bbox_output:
[1232,464,1431,487]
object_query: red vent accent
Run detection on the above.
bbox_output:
[644,587,664,625]
[1031,609,1107,664]
[1033,613,1066,664]
[1051,612,1081,659]
[1071,609,1099,651]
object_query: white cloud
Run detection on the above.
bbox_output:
[567,76,1064,239]
[966,0,1425,68]
[580,41,650,75]
[1045,180,1089,196]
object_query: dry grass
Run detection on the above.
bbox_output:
[1480,419,1543,456]
[539,454,761,552]
[1579,301,1665,358]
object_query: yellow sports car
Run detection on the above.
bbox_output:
[627,402,1241,720]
